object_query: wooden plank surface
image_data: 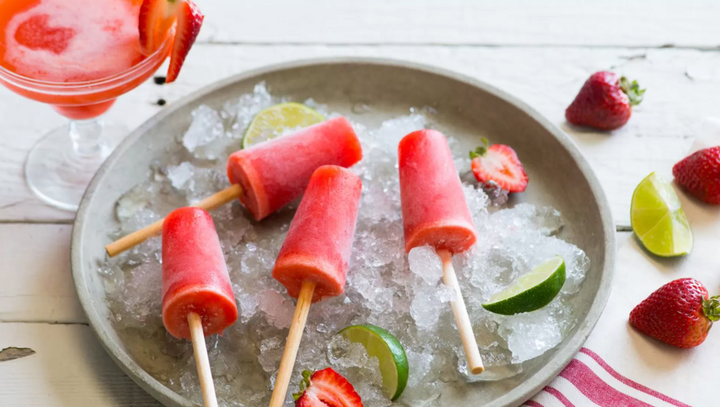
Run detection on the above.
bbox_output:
[0,224,82,324]
[0,45,713,225]
[0,323,161,407]
[195,0,720,48]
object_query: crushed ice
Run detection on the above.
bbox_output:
[100,83,590,406]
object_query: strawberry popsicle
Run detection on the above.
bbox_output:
[105,116,362,257]
[227,116,363,221]
[268,165,362,407]
[162,207,238,339]
[272,165,363,302]
[398,129,485,375]
[398,129,478,254]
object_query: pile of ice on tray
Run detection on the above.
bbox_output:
[99,82,590,407]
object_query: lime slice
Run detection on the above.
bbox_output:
[631,172,693,257]
[339,325,408,401]
[482,256,566,315]
[242,102,325,148]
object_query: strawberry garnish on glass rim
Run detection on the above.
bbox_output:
[138,0,204,83]
[138,0,180,55]
[293,368,363,407]
[469,138,528,193]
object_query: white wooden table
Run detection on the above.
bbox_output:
[1,1,718,405]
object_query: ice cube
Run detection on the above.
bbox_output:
[236,292,259,323]
[480,181,510,206]
[302,98,330,117]
[166,162,195,189]
[183,105,228,160]
[437,284,457,303]
[410,285,446,329]
[116,261,162,329]
[224,82,275,136]
[327,336,390,407]
[258,336,284,373]
[406,350,433,387]
[257,290,294,329]
[115,182,161,221]
[496,308,563,363]
[408,246,443,285]
[373,114,427,149]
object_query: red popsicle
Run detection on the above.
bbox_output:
[268,165,362,407]
[398,129,478,254]
[106,116,362,257]
[272,165,362,302]
[227,116,363,221]
[397,129,484,375]
[162,207,238,340]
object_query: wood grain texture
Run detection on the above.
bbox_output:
[439,249,483,374]
[195,0,720,48]
[0,224,84,323]
[105,184,243,257]
[188,313,219,407]
[268,280,315,407]
[1,45,713,224]
[0,322,161,406]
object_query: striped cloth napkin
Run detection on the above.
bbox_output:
[526,347,690,407]
[526,119,720,407]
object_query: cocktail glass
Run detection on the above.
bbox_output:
[0,1,172,210]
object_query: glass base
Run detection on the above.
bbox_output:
[25,123,128,211]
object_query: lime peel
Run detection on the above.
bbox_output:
[339,324,409,401]
[242,102,324,148]
[482,256,566,315]
[631,172,693,257]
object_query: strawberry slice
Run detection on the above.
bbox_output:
[470,140,528,193]
[293,368,363,407]
[165,0,203,83]
[138,0,181,55]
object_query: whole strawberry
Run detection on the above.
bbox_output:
[294,368,363,407]
[566,71,645,130]
[629,278,719,348]
[672,147,720,204]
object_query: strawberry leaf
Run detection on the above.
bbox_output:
[293,369,314,400]
[469,138,490,159]
[702,295,720,322]
[620,76,645,106]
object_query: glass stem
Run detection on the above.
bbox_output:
[69,119,104,158]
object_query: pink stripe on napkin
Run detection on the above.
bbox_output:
[544,386,576,407]
[578,348,692,407]
[524,348,692,407]
[560,359,653,406]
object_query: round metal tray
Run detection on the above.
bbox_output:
[72,58,615,407]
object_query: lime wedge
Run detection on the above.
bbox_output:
[339,325,408,400]
[631,172,693,257]
[242,102,325,148]
[482,256,566,315]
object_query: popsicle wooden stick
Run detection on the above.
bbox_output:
[268,280,316,407]
[188,312,219,407]
[105,184,243,257]
[437,249,484,375]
